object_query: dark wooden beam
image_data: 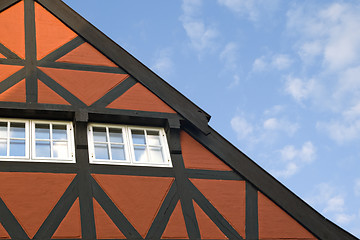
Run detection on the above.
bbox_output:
[166,122,201,238]
[0,0,20,13]
[246,182,259,240]
[73,113,96,238]
[0,198,29,239]
[24,0,37,103]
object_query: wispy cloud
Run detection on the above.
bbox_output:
[287,2,360,71]
[180,0,218,53]
[253,54,293,72]
[285,2,360,113]
[230,115,253,140]
[220,42,238,70]
[355,179,360,196]
[306,183,356,225]
[231,107,299,147]
[284,76,317,103]
[217,0,280,22]
[219,42,242,88]
[152,48,174,78]
[317,101,360,144]
[272,141,316,178]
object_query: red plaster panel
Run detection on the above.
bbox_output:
[38,80,70,105]
[0,1,25,59]
[0,79,26,103]
[161,201,188,239]
[39,67,128,106]
[52,198,81,239]
[193,201,227,239]
[107,83,176,113]
[258,192,317,239]
[93,198,125,239]
[0,223,10,239]
[0,65,23,82]
[34,2,77,60]
[181,131,232,171]
[92,174,174,237]
[0,172,75,238]
[57,42,118,67]
[190,179,245,238]
[0,53,6,58]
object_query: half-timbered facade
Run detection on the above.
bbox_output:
[0,0,358,239]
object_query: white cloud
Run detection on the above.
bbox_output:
[273,141,316,178]
[335,213,356,225]
[264,105,285,116]
[253,54,293,72]
[354,179,360,196]
[287,2,360,71]
[298,41,322,63]
[230,116,253,140]
[263,117,298,136]
[317,119,360,144]
[274,162,298,179]
[220,42,238,70]
[272,54,293,70]
[152,48,173,77]
[284,76,316,102]
[334,65,360,102]
[323,195,345,213]
[180,0,218,53]
[217,0,280,21]
[252,56,267,72]
[228,74,240,88]
[306,183,356,226]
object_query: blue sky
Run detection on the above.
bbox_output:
[63,0,360,236]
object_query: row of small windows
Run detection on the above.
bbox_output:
[0,119,172,167]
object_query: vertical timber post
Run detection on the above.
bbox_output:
[74,110,96,239]
[167,118,201,239]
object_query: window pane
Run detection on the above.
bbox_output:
[36,141,51,158]
[109,128,123,143]
[35,124,50,139]
[10,122,25,138]
[0,139,7,156]
[111,144,126,161]
[53,142,68,159]
[132,130,146,145]
[93,127,107,142]
[134,146,147,162]
[147,131,161,146]
[53,125,67,140]
[0,122,7,138]
[149,147,164,163]
[10,139,25,156]
[94,143,109,160]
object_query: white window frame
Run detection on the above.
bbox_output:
[88,123,172,167]
[0,118,75,163]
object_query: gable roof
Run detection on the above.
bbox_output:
[0,0,358,239]
[35,0,212,135]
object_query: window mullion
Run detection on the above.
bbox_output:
[126,127,134,164]
[106,127,112,160]
[144,130,150,163]
[49,124,53,158]
[6,121,10,157]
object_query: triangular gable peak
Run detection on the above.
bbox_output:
[0,1,357,240]
[0,0,210,133]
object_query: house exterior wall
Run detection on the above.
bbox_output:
[0,1,347,239]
